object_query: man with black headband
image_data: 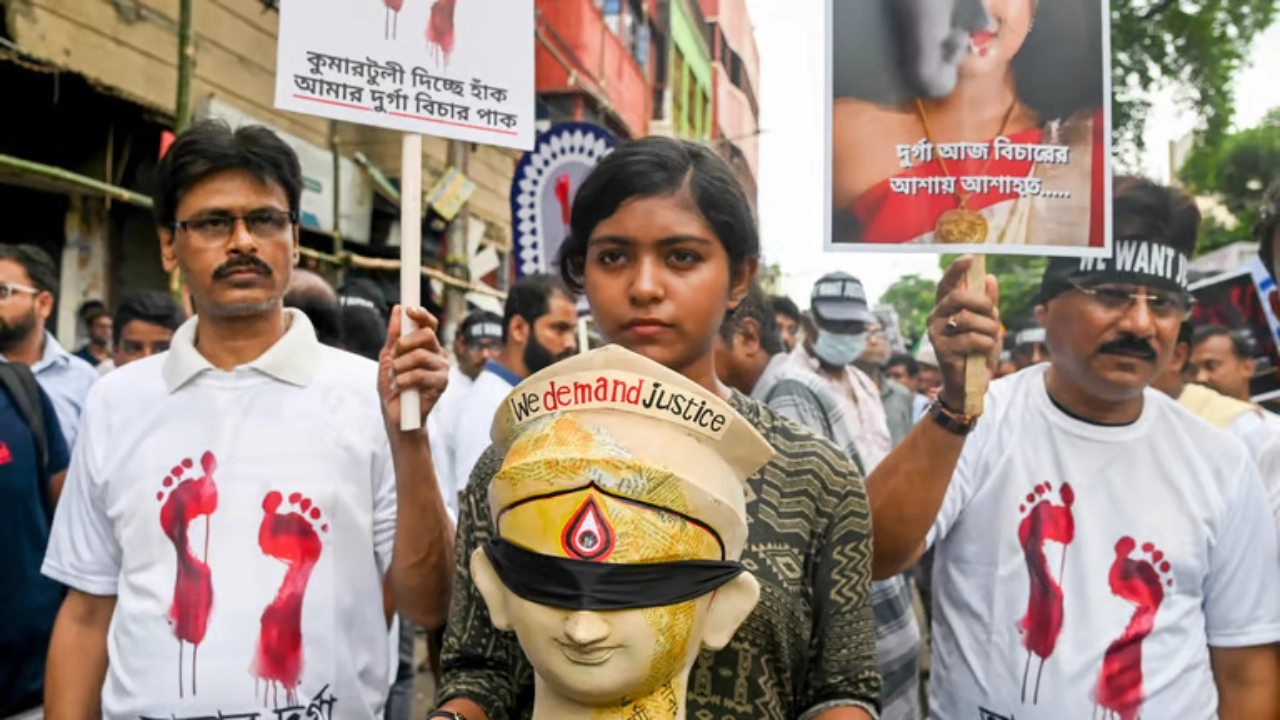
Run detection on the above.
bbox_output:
[453,310,504,381]
[468,345,771,719]
[866,176,1280,719]
[1010,320,1050,370]
[430,310,504,521]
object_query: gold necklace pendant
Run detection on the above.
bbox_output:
[934,207,989,244]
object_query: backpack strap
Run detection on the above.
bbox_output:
[0,363,51,505]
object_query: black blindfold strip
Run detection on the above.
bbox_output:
[483,538,745,611]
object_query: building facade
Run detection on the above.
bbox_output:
[1,0,517,342]
[534,0,659,139]
[699,0,760,208]
[645,0,760,205]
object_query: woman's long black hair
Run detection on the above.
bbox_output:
[556,137,759,294]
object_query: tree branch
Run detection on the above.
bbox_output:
[1141,0,1178,21]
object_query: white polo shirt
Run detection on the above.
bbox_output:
[43,309,397,720]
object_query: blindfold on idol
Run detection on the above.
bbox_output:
[471,346,774,720]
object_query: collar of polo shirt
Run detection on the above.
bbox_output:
[162,308,323,392]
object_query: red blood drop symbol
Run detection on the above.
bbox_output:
[561,495,615,562]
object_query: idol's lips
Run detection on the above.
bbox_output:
[556,641,619,665]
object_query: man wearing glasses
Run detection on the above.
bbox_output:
[0,245,99,450]
[866,176,1280,719]
[41,121,457,719]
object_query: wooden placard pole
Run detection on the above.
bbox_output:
[399,133,423,432]
[964,255,988,416]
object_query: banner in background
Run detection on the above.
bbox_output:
[511,123,619,279]
[274,0,534,150]
[1190,261,1280,402]
[825,0,1112,256]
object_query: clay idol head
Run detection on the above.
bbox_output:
[471,345,774,719]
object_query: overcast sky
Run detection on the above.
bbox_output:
[743,0,1280,308]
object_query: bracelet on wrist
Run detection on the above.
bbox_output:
[929,398,980,436]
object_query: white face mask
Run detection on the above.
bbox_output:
[813,329,868,367]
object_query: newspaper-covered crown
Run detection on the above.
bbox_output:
[488,345,773,563]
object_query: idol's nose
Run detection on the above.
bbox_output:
[562,611,611,648]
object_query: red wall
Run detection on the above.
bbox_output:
[535,0,651,137]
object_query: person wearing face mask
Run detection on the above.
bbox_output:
[791,272,895,469]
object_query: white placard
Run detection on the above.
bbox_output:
[275,0,535,151]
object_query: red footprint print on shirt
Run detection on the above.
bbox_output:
[426,0,457,66]
[254,491,327,708]
[1016,481,1075,704]
[1093,537,1171,720]
[157,452,219,698]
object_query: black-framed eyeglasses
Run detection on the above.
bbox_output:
[172,210,297,243]
[0,281,41,302]
[1071,281,1195,320]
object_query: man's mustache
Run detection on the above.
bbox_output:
[1098,336,1158,361]
[212,255,273,281]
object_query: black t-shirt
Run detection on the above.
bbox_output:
[0,380,70,715]
[73,346,102,367]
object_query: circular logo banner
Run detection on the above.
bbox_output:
[510,122,619,279]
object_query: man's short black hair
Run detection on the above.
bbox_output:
[0,244,59,297]
[885,353,920,378]
[1112,175,1201,257]
[113,291,185,345]
[769,295,801,324]
[153,120,303,228]
[503,273,571,343]
[78,299,106,320]
[1191,324,1253,361]
[720,284,783,356]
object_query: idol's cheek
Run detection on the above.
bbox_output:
[471,547,513,630]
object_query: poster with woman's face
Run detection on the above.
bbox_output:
[825,0,1113,256]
